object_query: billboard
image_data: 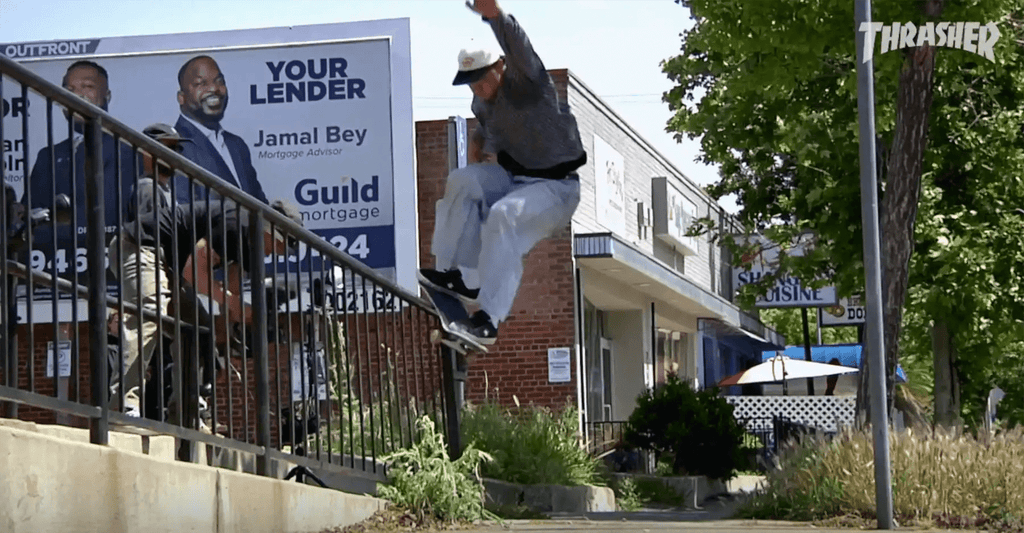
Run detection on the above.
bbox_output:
[731,233,838,308]
[1,19,416,321]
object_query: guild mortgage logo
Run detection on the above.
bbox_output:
[859,22,1000,63]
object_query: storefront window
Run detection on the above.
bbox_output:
[584,300,610,423]
[656,329,689,385]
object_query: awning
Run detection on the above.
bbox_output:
[574,232,771,329]
[763,344,908,383]
[700,317,785,354]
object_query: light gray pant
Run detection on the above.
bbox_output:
[114,239,180,422]
[431,163,580,322]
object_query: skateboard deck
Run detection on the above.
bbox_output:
[420,283,489,355]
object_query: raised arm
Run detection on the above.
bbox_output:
[467,0,546,80]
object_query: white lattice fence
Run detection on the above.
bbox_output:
[726,396,855,432]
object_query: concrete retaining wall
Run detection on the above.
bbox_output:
[610,473,766,508]
[482,478,615,513]
[0,423,385,532]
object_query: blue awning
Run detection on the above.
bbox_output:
[762,344,908,383]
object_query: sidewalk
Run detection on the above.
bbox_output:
[463,497,959,533]
[467,520,957,532]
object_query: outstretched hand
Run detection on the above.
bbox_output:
[465,0,500,19]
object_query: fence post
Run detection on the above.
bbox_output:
[85,117,108,445]
[249,210,271,476]
[2,156,16,419]
[441,346,461,460]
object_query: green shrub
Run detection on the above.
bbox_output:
[623,374,746,480]
[377,416,497,523]
[460,400,602,486]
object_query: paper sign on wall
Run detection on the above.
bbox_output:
[46,340,71,378]
[292,343,328,402]
[548,347,572,383]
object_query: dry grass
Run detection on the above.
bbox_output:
[741,426,1024,530]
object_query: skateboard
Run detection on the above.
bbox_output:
[419,283,489,355]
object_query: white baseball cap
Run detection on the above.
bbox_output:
[452,48,502,85]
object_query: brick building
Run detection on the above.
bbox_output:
[415,69,785,427]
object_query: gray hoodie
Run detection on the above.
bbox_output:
[471,10,587,179]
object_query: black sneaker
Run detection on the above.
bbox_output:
[418,268,480,303]
[452,310,498,346]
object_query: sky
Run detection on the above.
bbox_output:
[0,0,732,210]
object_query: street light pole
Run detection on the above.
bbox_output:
[854,0,895,528]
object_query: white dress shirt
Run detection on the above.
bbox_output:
[180,114,241,184]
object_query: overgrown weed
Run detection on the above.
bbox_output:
[741,425,1024,530]
[460,399,602,487]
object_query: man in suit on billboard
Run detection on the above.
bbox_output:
[27,60,137,285]
[173,55,268,205]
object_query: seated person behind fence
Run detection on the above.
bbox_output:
[180,197,301,353]
[112,123,298,420]
[109,124,187,418]
[824,358,842,396]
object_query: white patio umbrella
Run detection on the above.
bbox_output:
[718,354,858,387]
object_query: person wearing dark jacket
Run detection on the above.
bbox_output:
[27,60,137,293]
[111,123,202,419]
[418,0,585,346]
[173,55,268,205]
[113,123,297,422]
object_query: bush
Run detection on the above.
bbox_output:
[623,374,746,480]
[460,400,602,486]
[741,426,1024,527]
[377,416,497,523]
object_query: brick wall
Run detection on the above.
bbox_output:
[415,71,579,412]
[5,306,447,452]
[1,323,94,428]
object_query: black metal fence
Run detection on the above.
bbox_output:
[586,420,628,457]
[585,415,825,475]
[0,54,459,484]
[735,415,825,469]
[584,420,657,474]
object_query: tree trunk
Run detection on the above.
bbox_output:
[932,318,961,429]
[856,0,945,424]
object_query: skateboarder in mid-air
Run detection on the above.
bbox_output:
[418,0,587,346]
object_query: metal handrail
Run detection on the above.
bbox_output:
[1,51,458,479]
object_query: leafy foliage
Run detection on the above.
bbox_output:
[460,400,602,486]
[758,308,857,347]
[613,477,643,512]
[664,0,1024,427]
[377,416,497,524]
[321,319,442,459]
[623,374,746,480]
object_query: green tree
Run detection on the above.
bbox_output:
[759,308,857,348]
[664,0,1024,426]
